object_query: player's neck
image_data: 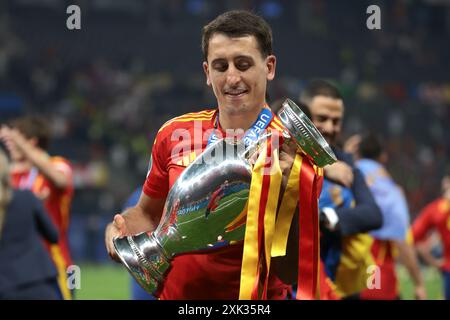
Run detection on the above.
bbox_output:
[218,105,266,131]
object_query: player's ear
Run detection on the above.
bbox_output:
[266,55,276,81]
[203,61,211,86]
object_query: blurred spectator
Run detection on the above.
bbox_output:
[0,149,61,299]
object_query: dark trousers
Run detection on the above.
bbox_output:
[443,271,450,300]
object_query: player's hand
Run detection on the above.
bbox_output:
[0,126,29,153]
[105,214,130,262]
[414,285,427,300]
[0,126,15,152]
[279,138,297,190]
[323,160,354,188]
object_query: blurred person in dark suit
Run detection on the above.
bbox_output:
[0,148,61,299]
[0,116,74,299]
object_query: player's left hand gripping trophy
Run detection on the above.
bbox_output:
[113,99,336,295]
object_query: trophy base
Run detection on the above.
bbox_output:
[114,232,170,296]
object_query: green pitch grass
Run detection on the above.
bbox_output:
[397,265,444,300]
[74,263,444,300]
[75,263,131,300]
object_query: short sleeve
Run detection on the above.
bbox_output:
[412,203,435,244]
[51,157,73,190]
[143,132,170,198]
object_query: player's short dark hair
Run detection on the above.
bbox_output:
[10,115,51,150]
[359,133,382,160]
[202,10,273,61]
[300,79,343,105]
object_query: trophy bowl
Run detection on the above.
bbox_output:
[113,98,337,295]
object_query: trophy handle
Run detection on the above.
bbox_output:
[277,98,337,167]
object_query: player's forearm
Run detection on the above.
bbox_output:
[395,240,425,287]
[22,146,69,189]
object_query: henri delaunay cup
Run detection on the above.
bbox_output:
[113,98,337,295]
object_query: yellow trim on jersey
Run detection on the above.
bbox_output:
[405,228,414,245]
[271,123,285,132]
[50,244,72,300]
[272,117,284,127]
[270,117,285,132]
[158,110,215,132]
[60,194,71,231]
[159,117,214,132]
[32,176,45,194]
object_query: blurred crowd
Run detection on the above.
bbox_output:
[0,0,449,261]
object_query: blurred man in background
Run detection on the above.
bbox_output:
[0,116,74,300]
[300,80,382,299]
[344,133,426,300]
[0,149,61,299]
[412,170,450,300]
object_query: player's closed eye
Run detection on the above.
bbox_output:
[212,61,228,72]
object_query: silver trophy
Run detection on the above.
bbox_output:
[113,98,336,295]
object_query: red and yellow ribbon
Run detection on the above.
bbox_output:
[239,138,282,300]
[295,161,322,299]
[239,137,323,300]
[271,153,303,257]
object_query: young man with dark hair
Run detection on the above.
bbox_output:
[105,10,322,300]
[0,115,74,300]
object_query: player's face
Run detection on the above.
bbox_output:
[309,96,344,146]
[203,34,276,117]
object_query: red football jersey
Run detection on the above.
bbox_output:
[11,157,74,267]
[143,108,290,299]
[360,239,398,299]
[412,198,450,272]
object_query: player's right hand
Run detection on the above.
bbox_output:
[105,214,129,262]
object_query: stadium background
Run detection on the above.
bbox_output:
[0,0,449,299]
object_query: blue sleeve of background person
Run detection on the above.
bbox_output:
[123,188,142,210]
[369,186,409,240]
[31,191,59,244]
[356,159,409,241]
[332,150,383,236]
